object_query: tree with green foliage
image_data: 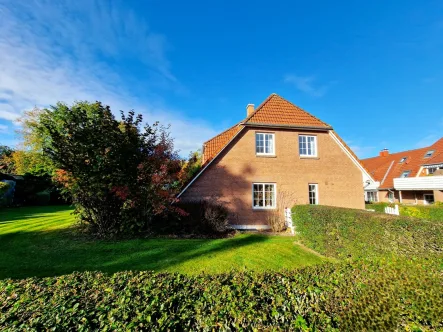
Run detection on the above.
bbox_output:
[179,149,202,187]
[36,101,183,237]
[0,145,15,173]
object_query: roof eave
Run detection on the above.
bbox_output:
[242,122,333,131]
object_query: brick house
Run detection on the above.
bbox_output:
[361,138,443,205]
[178,93,376,229]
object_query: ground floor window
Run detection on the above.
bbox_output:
[424,194,435,205]
[308,184,318,205]
[388,192,394,203]
[366,191,378,202]
[253,183,276,209]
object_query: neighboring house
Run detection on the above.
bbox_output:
[361,137,443,205]
[178,93,376,229]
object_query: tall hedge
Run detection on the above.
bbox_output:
[366,202,443,221]
[1,259,442,330]
[292,205,443,259]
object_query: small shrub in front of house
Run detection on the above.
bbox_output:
[292,205,443,259]
[1,259,441,331]
[170,199,230,235]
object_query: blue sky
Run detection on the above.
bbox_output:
[1,0,442,158]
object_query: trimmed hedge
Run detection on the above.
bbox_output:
[1,259,442,330]
[292,205,443,259]
[366,202,443,221]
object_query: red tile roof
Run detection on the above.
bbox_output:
[202,93,359,168]
[244,94,331,128]
[361,137,443,189]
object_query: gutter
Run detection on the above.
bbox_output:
[242,123,332,131]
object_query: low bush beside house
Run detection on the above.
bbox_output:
[1,259,442,331]
[365,202,443,221]
[161,199,231,236]
[292,205,443,259]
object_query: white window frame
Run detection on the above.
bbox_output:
[252,183,277,209]
[299,135,317,157]
[424,150,435,158]
[308,183,319,205]
[366,191,378,202]
[255,132,275,156]
[423,194,434,205]
[388,192,394,203]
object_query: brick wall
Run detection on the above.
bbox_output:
[181,127,365,226]
[378,189,436,205]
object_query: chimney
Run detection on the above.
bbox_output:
[246,104,254,117]
[379,148,389,157]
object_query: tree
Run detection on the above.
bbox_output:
[37,101,182,237]
[179,149,202,187]
[0,145,15,173]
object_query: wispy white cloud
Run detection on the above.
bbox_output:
[0,124,8,133]
[284,74,330,97]
[0,0,214,155]
[414,118,443,148]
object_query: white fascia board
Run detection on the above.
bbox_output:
[329,131,378,187]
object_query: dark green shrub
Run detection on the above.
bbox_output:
[1,259,441,330]
[366,203,443,221]
[28,190,50,205]
[172,200,230,234]
[292,205,443,259]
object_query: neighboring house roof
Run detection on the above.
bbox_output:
[361,137,443,189]
[202,93,332,164]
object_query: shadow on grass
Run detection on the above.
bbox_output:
[0,205,74,223]
[0,224,269,279]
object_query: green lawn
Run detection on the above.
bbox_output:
[0,206,325,279]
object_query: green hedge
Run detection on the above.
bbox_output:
[366,202,443,221]
[1,259,442,330]
[292,205,443,259]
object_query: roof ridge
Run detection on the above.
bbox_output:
[276,94,331,128]
[243,93,331,128]
[362,146,430,161]
[242,93,275,124]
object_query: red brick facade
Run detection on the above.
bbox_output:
[180,127,365,226]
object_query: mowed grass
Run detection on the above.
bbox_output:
[0,206,325,279]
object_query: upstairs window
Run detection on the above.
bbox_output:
[399,157,407,163]
[428,167,437,175]
[400,170,411,178]
[308,184,318,204]
[256,133,275,155]
[424,150,435,158]
[299,135,317,157]
[253,183,276,209]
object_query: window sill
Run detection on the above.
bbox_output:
[252,207,277,211]
[300,156,319,160]
[256,154,277,158]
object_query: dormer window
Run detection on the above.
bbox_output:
[255,132,275,155]
[400,170,411,178]
[399,157,407,163]
[424,150,435,158]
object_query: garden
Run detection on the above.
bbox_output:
[1,102,442,330]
